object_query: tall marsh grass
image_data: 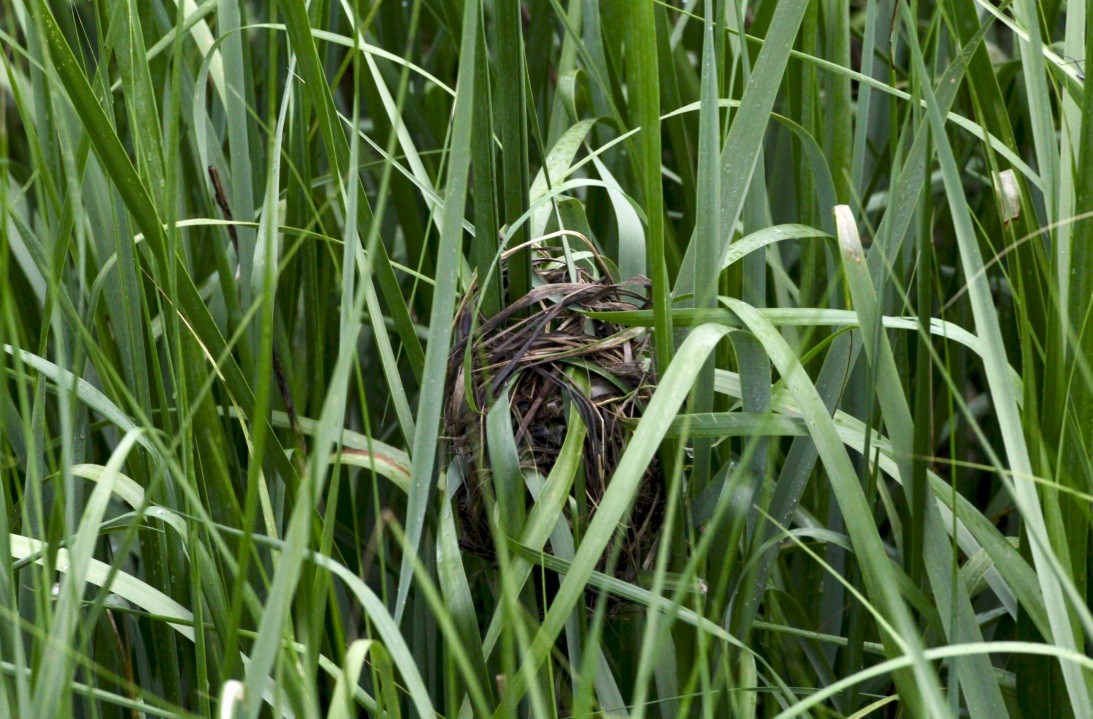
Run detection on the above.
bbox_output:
[1,0,1091,717]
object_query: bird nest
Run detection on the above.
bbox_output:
[445,244,663,582]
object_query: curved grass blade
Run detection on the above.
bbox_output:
[837,205,1005,717]
[724,298,950,718]
[496,323,732,710]
[901,7,1093,713]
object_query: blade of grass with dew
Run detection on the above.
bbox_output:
[1041,18,1093,706]
[1062,0,1093,588]
[225,35,297,699]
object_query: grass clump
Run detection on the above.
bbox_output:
[1,0,1092,718]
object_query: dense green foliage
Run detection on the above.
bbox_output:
[1,0,1092,717]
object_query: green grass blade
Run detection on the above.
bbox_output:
[902,5,1093,712]
[394,0,480,624]
[836,205,1006,717]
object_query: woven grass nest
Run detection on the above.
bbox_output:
[445,243,664,583]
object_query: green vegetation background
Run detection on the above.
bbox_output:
[1,0,1092,717]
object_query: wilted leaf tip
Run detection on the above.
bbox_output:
[834,205,863,264]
